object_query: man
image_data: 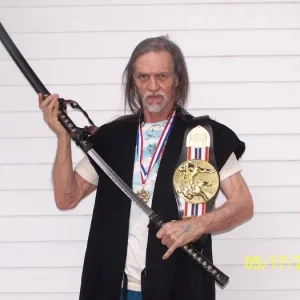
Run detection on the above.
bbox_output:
[39,36,253,300]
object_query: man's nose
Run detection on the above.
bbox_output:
[148,76,159,92]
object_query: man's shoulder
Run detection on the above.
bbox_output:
[97,113,139,133]
[88,113,139,154]
[185,112,245,169]
[111,113,139,123]
[208,118,234,134]
[184,112,236,136]
[209,118,245,167]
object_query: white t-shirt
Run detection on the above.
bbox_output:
[74,121,242,292]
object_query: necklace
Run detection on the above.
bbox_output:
[135,110,176,202]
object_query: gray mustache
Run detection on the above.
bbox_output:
[143,92,167,101]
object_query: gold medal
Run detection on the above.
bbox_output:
[173,159,219,204]
[136,111,176,204]
[136,188,150,202]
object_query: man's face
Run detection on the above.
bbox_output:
[133,51,178,113]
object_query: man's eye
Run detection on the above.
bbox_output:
[158,74,167,79]
[139,74,148,80]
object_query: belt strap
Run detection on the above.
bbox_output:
[174,115,220,219]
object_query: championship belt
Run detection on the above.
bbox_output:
[173,115,220,220]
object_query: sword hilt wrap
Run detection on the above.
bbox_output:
[57,98,94,153]
[181,244,229,287]
[42,94,94,153]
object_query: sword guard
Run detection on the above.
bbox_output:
[148,212,164,229]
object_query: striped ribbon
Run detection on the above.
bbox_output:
[183,146,210,217]
[136,110,176,186]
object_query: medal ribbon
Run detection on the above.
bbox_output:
[184,146,209,217]
[136,110,176,185]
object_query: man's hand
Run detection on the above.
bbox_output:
[156,217,205,260]
[38,93,68,137]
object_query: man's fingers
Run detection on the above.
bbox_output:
[162,242,179,260]
[37,93,67,136]
[39,94,59,109]
[38,93,44,106]
[48,94,59,113]
[161,232,177,246]
[161,236,169,246]
[156,223,167,239]
[156,230,163,239]
[165,232,181,248]
[39,94,52,107]
[162,233,186,260]
[53,100,60,121]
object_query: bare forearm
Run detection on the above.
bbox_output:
[196,172,254,236]
[52,133,78,209]
[39,94,92,209]
[156,172,254,260]
[199,194,253,235]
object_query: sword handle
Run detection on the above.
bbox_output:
[149,212,229,288]
[56,98,93,153]
[181,243,229,287]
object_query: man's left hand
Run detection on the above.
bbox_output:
[156,217,205,260]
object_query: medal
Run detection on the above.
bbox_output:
[136,110,176,202]
[173,159,219,204]
[136,188,150,202]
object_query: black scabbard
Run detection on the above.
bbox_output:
[0,22,49,95]
[0,22,93,152]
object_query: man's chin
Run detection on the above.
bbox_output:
[142,99,167,113]
[144,104,165,113]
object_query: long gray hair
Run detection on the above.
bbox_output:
[122,36,189,114]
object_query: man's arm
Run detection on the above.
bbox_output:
[198,171,253,234]
[156,171,253,260]
[39,93,97,210]
[52,133,96,210]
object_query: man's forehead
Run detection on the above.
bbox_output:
[134,51,173,72]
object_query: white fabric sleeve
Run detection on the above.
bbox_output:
[74,156,99,186]
[218,152,242,181]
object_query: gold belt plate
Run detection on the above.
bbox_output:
[173,159,219,204]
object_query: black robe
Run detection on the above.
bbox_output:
[79,108,245,300]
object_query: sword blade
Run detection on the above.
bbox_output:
[88,149,154,217]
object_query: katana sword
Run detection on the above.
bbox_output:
[0,22,229,287]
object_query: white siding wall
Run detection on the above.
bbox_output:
[0,1,299,299]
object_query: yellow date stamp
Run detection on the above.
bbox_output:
[244,255,300,270]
